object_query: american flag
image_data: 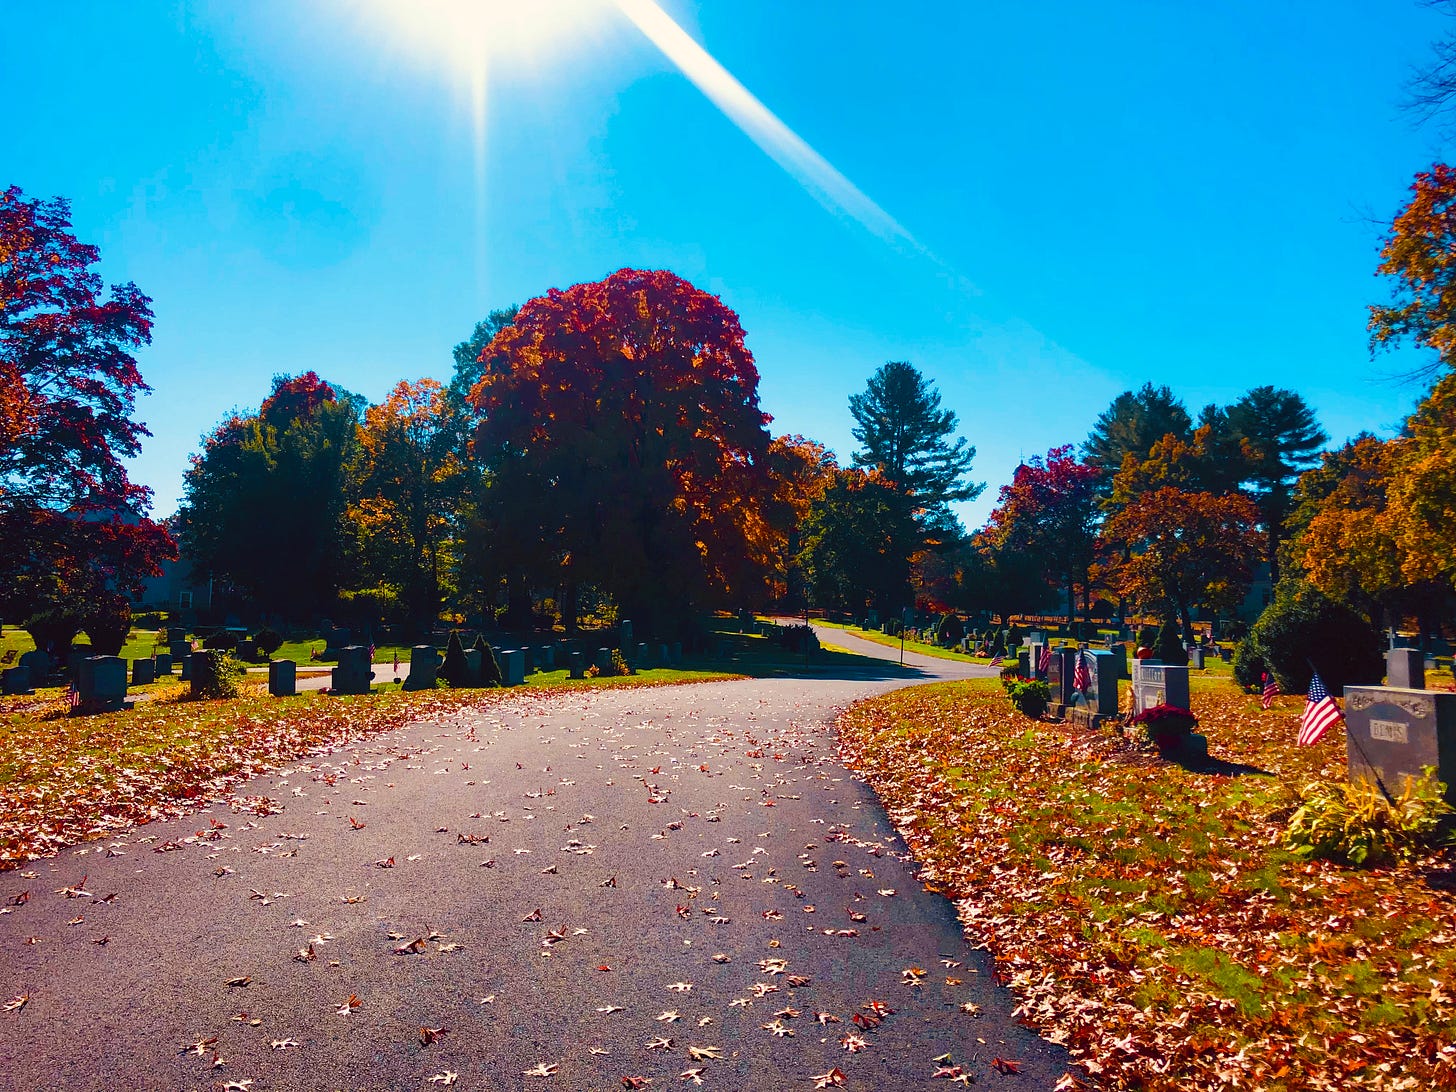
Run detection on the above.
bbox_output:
[1261,672,1279,710]
[392,649,400,673]
[1037,645,1052,675]
[66,683,80,711]
[1072,650,1090,692]
[368,643,376,663]
[988,653,1005,667]
[1298,670,1343,746]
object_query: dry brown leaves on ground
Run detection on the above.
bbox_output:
[836,678,1456,1091]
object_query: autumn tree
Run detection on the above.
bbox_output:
[468,269,777,637]
[1082,382,1193,487]
[797,468,919,614]
[0,185,174,635]
[1105,486,1261,641]
[350,378,465,630]
[1385,373,1456,590]
[1369,164,1456,378]
[848,360,981,542]
[178,372,360,619]
[981,446,1102,623]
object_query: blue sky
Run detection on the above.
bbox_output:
[4,1,1450,530]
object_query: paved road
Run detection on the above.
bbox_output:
[1,633,1071,1091]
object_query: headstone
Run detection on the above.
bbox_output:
[620,619,635,647]
[1028,642,1045,677]
[78,656,127,712]
[1046,648,1077,707]
[500,648,525,687]
[18,650,50,679]
[2,666,32,695]
[322,627,351,660]
[595,647,613,672]
[522,646,536,673]
[166,627,187,645]
[131,658,156,686]
[154,653,173,676]
[170,640,190,661]
[865,610,879,628]
[403,645,439,691]
[1131,661,1191,716]
[1387,648,1425,691]
[179,654,192,681]
[1083,650,1119,715]
[1016,650,1030,677]
[636,642,650,668]
[1028,630,1045,645]
[330,645,373,696]
[1344,686,1456,806]
[568,650,585,680]
[268,659,297,697]
[236,637,258,662]
[1188,647,1205,670]
[669,642,682,666]
[463,649,482,683]
[538,645,556,670]
[657,643,669,667]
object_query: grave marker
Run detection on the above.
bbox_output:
[131,658,156,686]
[269,659,296,697]
[500,648,525,687]
[1344,684,1455,805]
[403,645,439,691]
[330,645,373,696]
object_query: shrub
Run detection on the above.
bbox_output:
[440,631,469,688]
[1283,768,1455,867]
[472,634,502,686]
[612,649,631,676]
[190,649,239,700]
[936,614,964,646]
[769,623,819,654]
[1153,622,1189,666]
[255,627,284,658]
[83,595,133,657]
[1232,635,1266,692]
[1003,676,1049,717]
[202,630,238,651]
[884,618,902,637]
[1136,625,1160,652]
[24,608,84,663]
[1242,580,1383,695]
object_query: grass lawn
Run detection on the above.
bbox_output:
[836,676,1456,1091]
[813,619,995,664]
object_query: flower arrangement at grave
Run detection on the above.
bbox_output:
[1127,702,1198,748]
[1000,674,1049,718]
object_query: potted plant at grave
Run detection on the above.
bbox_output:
[1003,676,1049,718]
[1127,703,1198,751]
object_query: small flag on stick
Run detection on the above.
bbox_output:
[1298,670,1343,746]
[392,649,400,673]
[1037,645,1052,675]
[1072,650,1090,692]
[1261,672,1279,710]
[66,683,80,712]
[988,653,1005,667]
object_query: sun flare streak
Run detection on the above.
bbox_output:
[611,0,915,247]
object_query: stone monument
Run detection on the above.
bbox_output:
[330,645,373,696]
[269,659,297,697]
[403,645,439,691]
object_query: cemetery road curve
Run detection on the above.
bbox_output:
[0,638,1073,1091]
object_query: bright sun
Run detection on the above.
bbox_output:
[356,0,612,77]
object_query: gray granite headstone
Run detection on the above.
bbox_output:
[1188,647,1205,670]
[670,642,682,666]
[1085,650,1119,715]
[2,666,32,695]
[131,658,156,686]
[1027,642,1045,677]
[1131,661,1190,715]
[330,645,373,695]
[79,656,127,711]
[170,640,190,662]
[1344,686,1455,805]
[463,649,482,683]
[1046,648,1076,707]
[403,645,439,691]
[1387,648,1425,690]
[657,643,669,666]
[620,619,634,647]
[154,653,173,676]
[236,638,258,662]
[636,642,650,668]
[595,647,613,672]
[269,659,297,697]
[500,649,525,687]
[568,650,585,680]
[18,650,50,678]
[179,654,192,681]
[167,627,188,645]
[1016,650,1030,677]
